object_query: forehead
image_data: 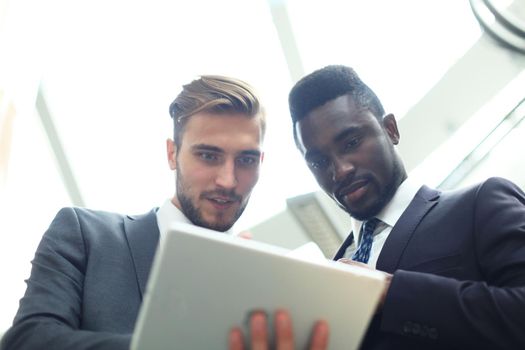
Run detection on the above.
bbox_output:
[295,94,379,152]
[181,112,263,151]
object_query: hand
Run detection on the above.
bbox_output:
[229,309,329,350]
[237,231,253,239]
[337,258,392,310]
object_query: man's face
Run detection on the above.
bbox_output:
[295,94,406,220]
[167,112,264,231]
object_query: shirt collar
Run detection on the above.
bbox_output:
[156,198,234,238]
[351,177,423,237]
[156,199,192,239]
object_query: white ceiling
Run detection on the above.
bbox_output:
[2,0,525,331]
[35,0,487,230]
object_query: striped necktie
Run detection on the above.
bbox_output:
[352,218,381,263]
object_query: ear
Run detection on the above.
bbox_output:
[166,139,178,170]
[382,114,400,145]
[260,151,265,164]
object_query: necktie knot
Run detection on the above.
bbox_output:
[352,218,381,264]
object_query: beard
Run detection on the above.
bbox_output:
[342,155,405,221]
[176,169,248,232]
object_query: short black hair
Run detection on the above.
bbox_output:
[288,65,385,143]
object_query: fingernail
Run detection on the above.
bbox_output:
[275,310,288,327]
[251,312,266,331]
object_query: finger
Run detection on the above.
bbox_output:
[275,309,294,350]
[337,258,370,269]
[337,258,352,264]
[229,327,245,350]
[238,231,252,239]
[309,320,329,350]
[250,311,268,350]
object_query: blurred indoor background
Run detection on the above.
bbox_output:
[1,0,524,332]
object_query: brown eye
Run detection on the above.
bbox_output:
[308,157,328,170]
[344,137,361,151]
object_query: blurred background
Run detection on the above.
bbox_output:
[1,0,524,332]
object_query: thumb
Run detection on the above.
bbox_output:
[337,258,370,269]
[238,231,252,240]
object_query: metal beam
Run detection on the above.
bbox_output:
[397,33,525,172]
[267,0,305,83]
[36,87,84,206]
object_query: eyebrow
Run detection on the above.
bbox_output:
[333,126,361,143]
[303,126,361,160]
[191,144,261,157]
[191,144,224,153]
[239,150,262,157]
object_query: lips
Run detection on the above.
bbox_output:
[206,195,238,210]
[336,179,370,204]
[210,197,234,204]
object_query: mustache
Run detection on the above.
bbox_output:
[201,189,242,202]
[335,173,373,201]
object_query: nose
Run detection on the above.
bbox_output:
[215,160,237,189]
[331,156,355,183]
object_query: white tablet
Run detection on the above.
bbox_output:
[131,222,385,350]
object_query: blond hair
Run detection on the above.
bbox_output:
[169,75,265,146]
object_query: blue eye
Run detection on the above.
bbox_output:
[198,152,219,162]
[236,156,259,167]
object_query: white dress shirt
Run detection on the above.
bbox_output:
[155,199,193,240]
[155,199,233,240]
[343,177,423,268]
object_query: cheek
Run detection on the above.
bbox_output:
[179,163,212,189]
[308,170,332,194]
[316,174,332,191]
[237,169,260,193]
[369,144,396,180]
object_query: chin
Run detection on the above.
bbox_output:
[346,202,382,221]
[212,223,235,232]
[205,217,236,232]
[348,211,372,221]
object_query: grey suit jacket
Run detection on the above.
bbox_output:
[335,177,525,349]
[1,207,160,350]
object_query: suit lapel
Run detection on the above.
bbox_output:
[376,186,440,273]
[333,232,355,260]
[124,209,160,298]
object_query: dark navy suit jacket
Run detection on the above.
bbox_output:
[334,177,525,349]
[1,207,160,350]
